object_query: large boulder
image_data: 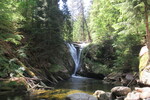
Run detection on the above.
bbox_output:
[135,87,150,99]
[125,91,141,100]
[65,93,97,100]
[125,87,150,100]
[139,46,150,86]
[93,90,110,100]
[111,86,131,99]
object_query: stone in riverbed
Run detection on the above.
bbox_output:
[111,86,131,99]
[111,86,131,96]
[125,91,141,100]
[125,87,150,100]
[135,87,150,99]
[93,90,110,100]
[65,93,97,100]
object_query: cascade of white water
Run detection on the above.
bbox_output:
[67,43,83,76]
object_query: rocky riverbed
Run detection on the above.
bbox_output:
[64,86,150,100]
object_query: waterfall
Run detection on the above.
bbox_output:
[67,43,83,76]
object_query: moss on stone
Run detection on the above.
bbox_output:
[139,52,149,78]
[31,89,92,100]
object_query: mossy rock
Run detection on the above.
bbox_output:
[31,89,92,100]
[139,46,150,85]
[139,46,149,79]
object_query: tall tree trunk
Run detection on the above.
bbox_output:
[80,1,92,42]
[81,2,85,41]
[83,18,92,42]
[144,0,150,62]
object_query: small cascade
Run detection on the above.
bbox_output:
[67,43,83,76]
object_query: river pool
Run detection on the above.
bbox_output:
[0,76,114,100]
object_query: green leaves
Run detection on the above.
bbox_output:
[49,64,63,73]
[85,0,147,72]
[0,0,24,45]
[89,0,119,43]
[113,34,142,69]
[0,0,26,78]
[0,33,24,45]
[5,34,24,45]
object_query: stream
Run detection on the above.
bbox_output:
[54,76,114,92]
[0,43,114,100]
[0,77,114,100]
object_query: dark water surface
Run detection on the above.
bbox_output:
[0,76,114,100]
[54,76,114,92]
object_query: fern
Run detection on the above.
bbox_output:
[0,33,24,44]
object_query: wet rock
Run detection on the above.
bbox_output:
[103,72,137,86]
[140,92,150,99]
[125,91,141,100]
[135,87,150,92]
[125,73,134,81]
[135,87,150,99]
[111,86,131,96]
[116,96,126,100]
[65,93,97,100]
[93,90,110,100]
[125,87,150,100]
[139,65,150,86]
[111,86,131,99]
[145,98,150,100]
[104,72,122,81]
[103,72,122,85]
[121,73,137,86]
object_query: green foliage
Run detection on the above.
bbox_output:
[17,45,28,58]
[49,64,63,73]
[0,55,23,77]
[22,0,74,76]
[84,58,112,75]
[89,0,119,43]
[72,19,83,41]
[9,58,25,75]
[82,43,115,75]
[0,0,24,32]
[0,56,9,77]
[0,33,23,45]
[0,0,73,81]
[63,17,73,41]
[0,0,25,78]
[0,81,17,87]
[0,0,24,44]
[111,0,146,71]
[113,34,142,71]
[82,0,148,73]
